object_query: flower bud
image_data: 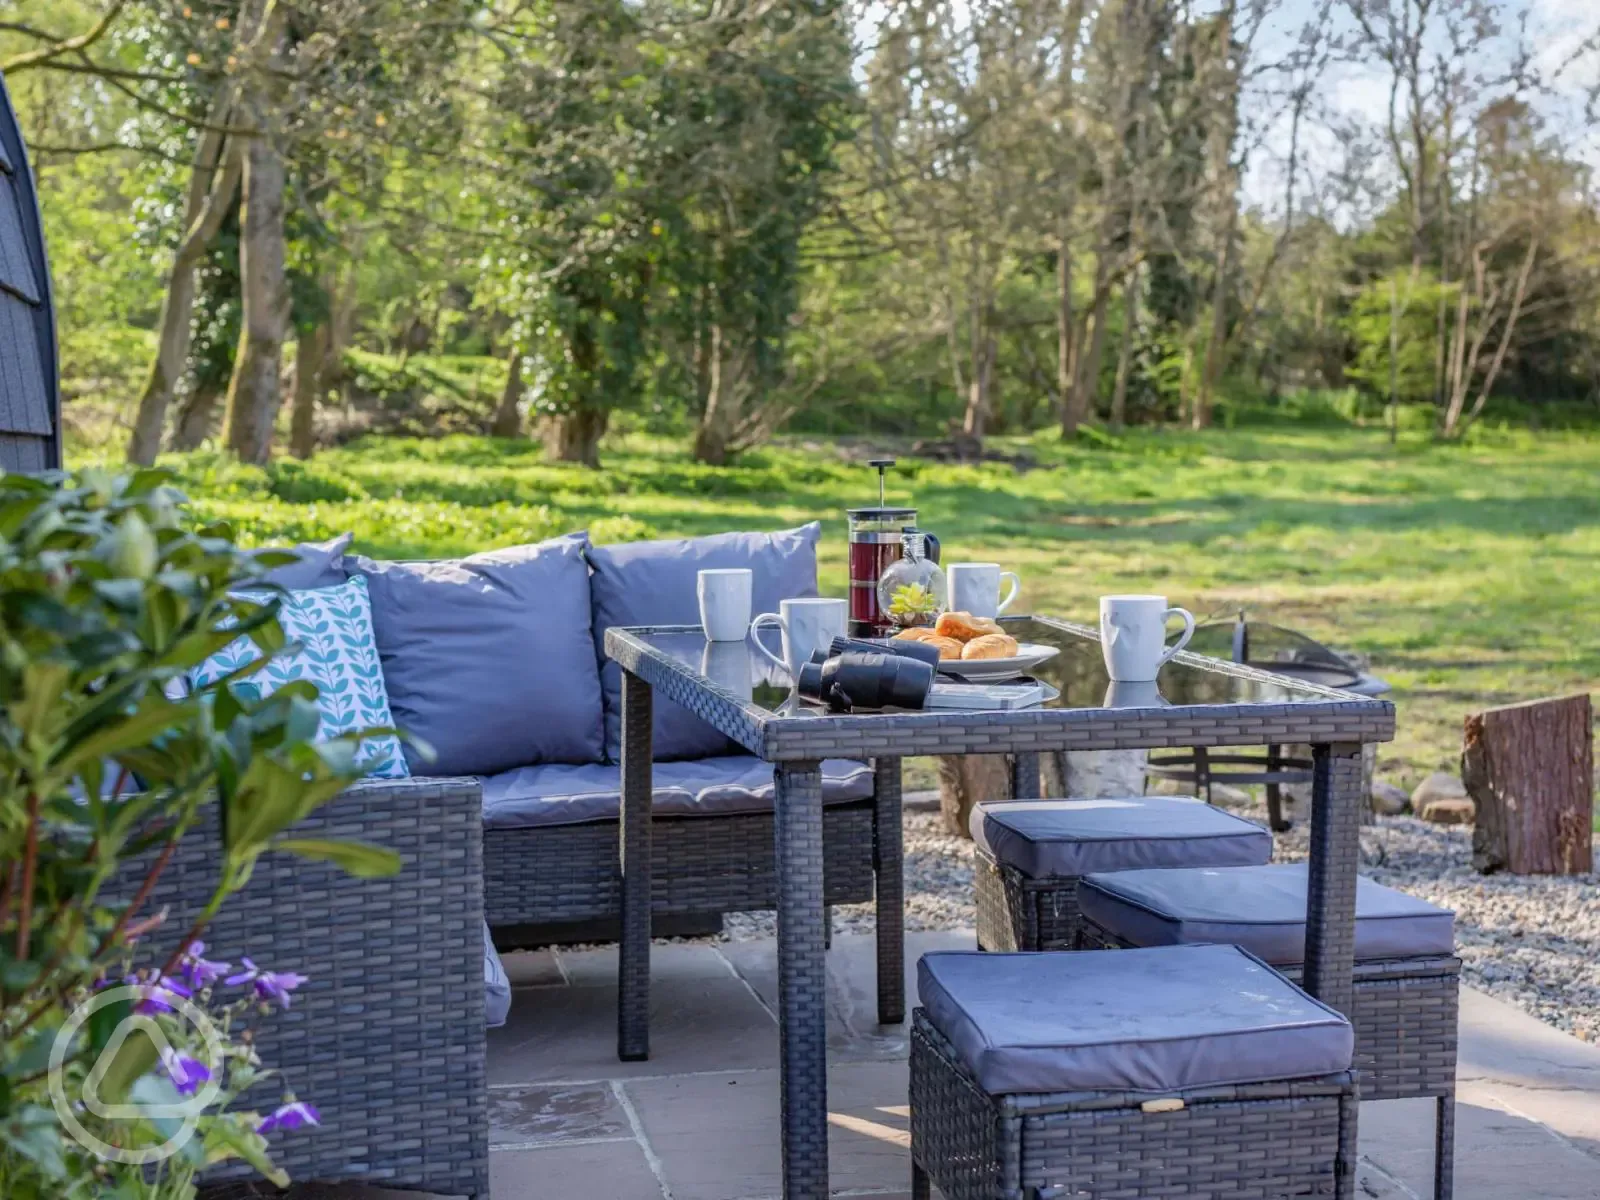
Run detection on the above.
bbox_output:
[105,512,159,580]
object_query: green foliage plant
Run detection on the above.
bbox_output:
[0,467,398,1197]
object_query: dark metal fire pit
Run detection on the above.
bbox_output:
[1146,612,1390,830]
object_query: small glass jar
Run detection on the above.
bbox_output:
[876,531,947,628]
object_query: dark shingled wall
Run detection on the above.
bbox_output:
[0,71,59,473]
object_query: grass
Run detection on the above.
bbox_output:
[86,421,1600,797]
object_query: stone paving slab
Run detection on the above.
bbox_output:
[267,932,1600,1199]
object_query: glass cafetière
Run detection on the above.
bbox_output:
[846,458,939,636]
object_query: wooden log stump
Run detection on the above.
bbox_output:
[937,754,1013,837]
[1465,694,1594,875]
[940,749,1154,838]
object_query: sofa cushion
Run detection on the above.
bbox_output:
[190,575,408,779]
[484,923,511,1029]
[479,755,873,829]
[587,523,821,761]
[918,944,1353,1095]
[1077,863,1456,966]
[970,797,1272,879]
[352,533,604,776]
[255,532,351,590]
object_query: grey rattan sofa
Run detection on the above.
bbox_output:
[128,776,489,1198]
[471,523,903,1045]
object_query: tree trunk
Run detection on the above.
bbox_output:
[1110,273,1139,430]
[694,323,742,465]
[289,323,327,459]
[222,130,290,465]
[126,138,242,464]
[1466,694,1593,876]
[325,260,359,394]
[169,383,224,451]
[1193,192,1237,430]
[1076,264,1112,422]
[491,347,525,438]
[1453,236,1539,436]
[539,406,609,468]
[1056,211,1077,437]
[938,754,1014,839]
[961,306,995,439]
[1042,748,1150,799]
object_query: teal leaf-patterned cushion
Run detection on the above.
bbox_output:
[190,575,409,779]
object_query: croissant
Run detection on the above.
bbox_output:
[934,611,987,642]
[894,626,938,642]
[961,633,1019,660]
[927,635,966,660]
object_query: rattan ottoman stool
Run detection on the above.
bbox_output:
[970,797,1273,953]
[1077,863,1460,1200]
[910,944,1359,1199]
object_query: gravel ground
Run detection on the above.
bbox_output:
[723,800,1600,1044]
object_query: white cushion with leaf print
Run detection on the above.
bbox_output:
[190,575,409,779]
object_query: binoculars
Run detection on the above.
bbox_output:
[795,636,937,713]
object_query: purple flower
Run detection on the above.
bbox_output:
[135,974,193,1015]
[225,958,308,1008]
[161,1048,212,1096]
[180,941,231,990]
[257,1100,320,1135]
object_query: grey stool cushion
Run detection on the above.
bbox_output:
[917,944,1353,1095]
[587,523,821,762]
[1079,863,1456,965]
[971,797,1272,879]
[480,754,873,829]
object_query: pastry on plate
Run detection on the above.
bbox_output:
[926,635,965,660]
[894,626,938,642]
[960,633,1019,660]
[933,611,987,642]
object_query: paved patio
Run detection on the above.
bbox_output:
[320,929,1600,1199]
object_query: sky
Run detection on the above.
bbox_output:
[1242,0,1600,217]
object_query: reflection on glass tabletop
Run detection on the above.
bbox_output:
[625,616,1375,717]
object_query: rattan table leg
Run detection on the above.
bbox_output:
[775,760,830,1200]
[618,669,653,1062]
[873,757,905,1025]
[1434,1095,1455,1200]
[1304,741,1363,1020]
[1009,751,1041,799]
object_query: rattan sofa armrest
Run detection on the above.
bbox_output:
[122,773,490,1194]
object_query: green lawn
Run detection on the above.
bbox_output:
[102,423,1600,793]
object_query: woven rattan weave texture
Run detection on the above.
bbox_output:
[909,1011,1358,1200]
[125,777,489,1198]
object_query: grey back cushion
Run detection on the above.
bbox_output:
[255,532,351,590]
[588,522,821,760]
[918,944,1353,1095]
[353,533,604,776]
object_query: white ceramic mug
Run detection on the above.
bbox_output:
[1099,594,1196,682]
[946,563,1020,620]
[751,597,848,677]
[698,568,753,642]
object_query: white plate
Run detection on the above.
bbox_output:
[935,642,1060,682]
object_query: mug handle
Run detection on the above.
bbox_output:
[996,572,1021,614]
[1158,607,1196,665]
[750,613,788,671]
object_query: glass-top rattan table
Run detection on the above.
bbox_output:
[604,614,1395,1200]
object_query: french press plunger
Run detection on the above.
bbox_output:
[845,458,939,637]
